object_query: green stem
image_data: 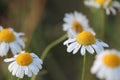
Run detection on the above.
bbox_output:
[31,75,36,80]
[101,9,105,39]
[31,34,67,80]
[81,54,86,80]
[17,78,20,80]
[41,34,68,60]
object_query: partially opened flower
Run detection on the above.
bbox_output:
[4,51,43,78]
[84,0,120,15]
[0,26,25,57]
[63,11,95,38]
[64,31,108,55]
[91,49,120,80]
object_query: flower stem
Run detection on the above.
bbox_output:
[81,54,86,80]
[101,9,105,39]
[41,34,68,60]
[17,78,20,80]
[31,34,67,80]
[31,75,36,80]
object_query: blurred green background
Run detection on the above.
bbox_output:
[0,0,120,80]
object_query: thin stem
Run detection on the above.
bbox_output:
[31,75,36,80]
[41,34,68,60]
[31,34,68,80]
[17,78,20,80]
[81,54,86,80]
[101,9,105,39]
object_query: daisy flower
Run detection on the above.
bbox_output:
[63,31,108,55]
[0,26,25,57]
[91,49,120,80]
[84,0,120,15]
[63,11,95,38]
[4,51,43,78]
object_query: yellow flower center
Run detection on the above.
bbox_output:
[16,52,33,66]
[95,0,112,6]
[103,53,120,67]
[76,31,96,45]
[0,29,16,43]
[72,21,83,33]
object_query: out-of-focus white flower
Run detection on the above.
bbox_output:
[84,0,120,15]
[4,51,43,78]
[91,49,120,80]
[63,11,95,38]
[0,26,25,57]
[64,31,108,55]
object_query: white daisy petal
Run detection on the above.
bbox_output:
[81,46,86,55]
[12,64,19,76]
[30,53,39,58]
[0,26,3,30]
[63,39,75,45]
[91,60,102,73]
[10,42,22,55]
[96,41,104,52]
[110,7,116,15]
[92,44,101,54]
[27,67,32,77]
[19,67,24,78]
[0,42,9,57]
[8,61,17,72]
[73,44,81,54]
[16,66,22,78]
[29,64,38,75]
[106,8,110,15]
[67,42,77,52]
[99,41,109,47]
[33,58,42,69]
[113,1,120,9]
[16,38,25,48]
[86,45,94,54]
[16,32,25,37]
[4,58,16,62]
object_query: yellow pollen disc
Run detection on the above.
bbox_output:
[72,21,83,33]
[76,31,96,45]
[103,53,120,67]
[96,0,112,6]
[0,29,16,43]
[16,52,33,66]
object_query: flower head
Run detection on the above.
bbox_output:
[0,26,25,57]
[63,11,95,38]
[84,0,120,15]
[91,49,120,80]
[63,31,108,55]
[4,51,43,78]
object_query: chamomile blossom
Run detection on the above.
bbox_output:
[84,0,120,15]
[0,26,25,57]
[4,51,43,78]
[63,11,95,38]
[91,49,120,80]
[63,31,108,55]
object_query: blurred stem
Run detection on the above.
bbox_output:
[100,9,105,39]
[17,78,20,80]
[41,34,68,60]
[81,54,86,80]
[31,34,67,80]
[31,75,36,80]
